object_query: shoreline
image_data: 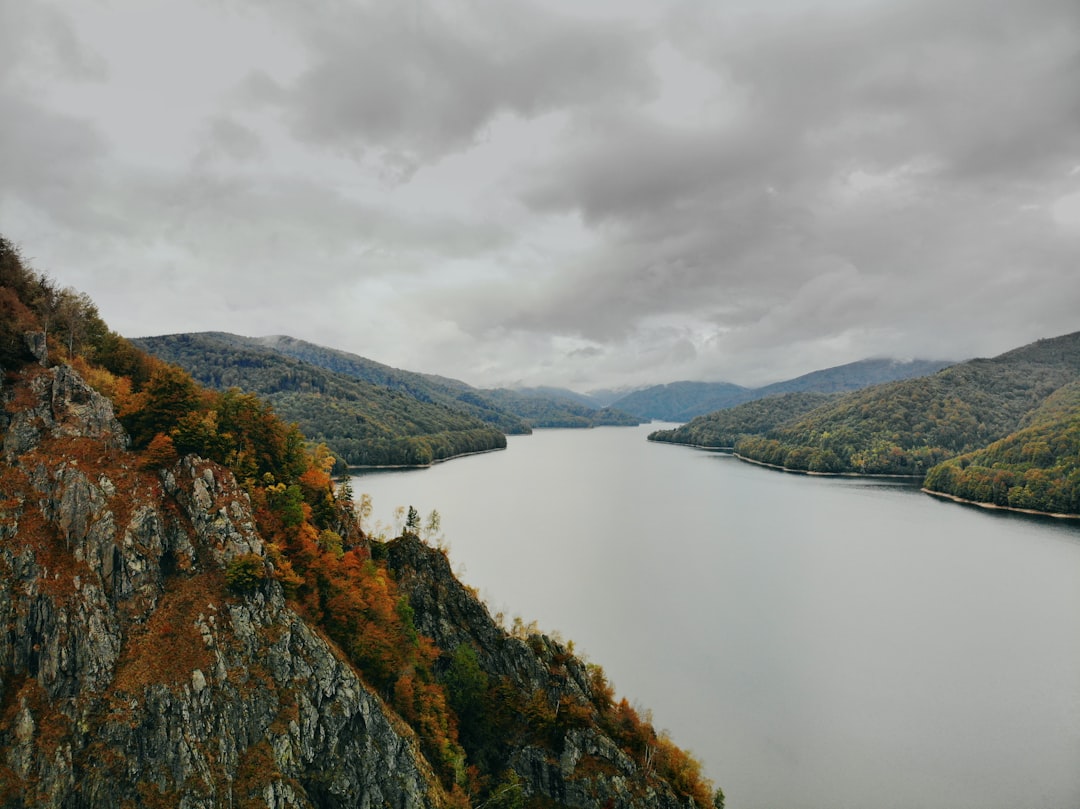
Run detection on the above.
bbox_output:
[731,452,924,480]
[347,445,506,472]
[921,488,1080,521]
[651,438,924,479]
[655,439,1080,520]
[648,438,736,452]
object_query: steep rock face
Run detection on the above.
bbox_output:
[387,538,695,809]
[0,365,442,808]
[3,364,128,462]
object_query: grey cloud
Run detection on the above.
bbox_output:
[0,2,107,82]
[490,0,1080,373]
[244,1,654,166]
[124,173,512,292]
[522,112,777,226]
[567,346,603,359]
[199,116,266,162]
[675,0,1080,184]
[0,90,110,229]
[2,0,1078,391]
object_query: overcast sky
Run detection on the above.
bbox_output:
[2,0,1079,390]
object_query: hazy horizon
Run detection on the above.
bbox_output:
[2,0,1078,390]
[135,328,965,394]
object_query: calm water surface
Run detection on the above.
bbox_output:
[353,423,1080,809]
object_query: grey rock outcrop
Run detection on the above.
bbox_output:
[24,331,47,366]
[3,363,128,462]
[0,366,442,808]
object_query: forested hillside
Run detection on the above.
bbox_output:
[612,358,952,421]
[243,335,642,428]
[922,380,1080,515]
[732,332,1080,476]
[649,392,838,448]
[252,334,531,434]
[651,332,1080,515]
[135,332,507,467]
[139,332,640,434]
[752,358,954,398]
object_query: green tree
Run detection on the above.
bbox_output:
[405,505,420,536]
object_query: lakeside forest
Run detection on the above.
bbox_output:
[0,237,722,807]
[650,333,1080,516]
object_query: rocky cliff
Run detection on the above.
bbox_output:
[0,364,443,808]
[387,539,699,809]
[0,362,714,808]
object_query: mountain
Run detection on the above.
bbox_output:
[732,331,1080,476]
[170,332,531,436]
[611,381,752,422]
[584,387,649,408]
[611,359,954,421]
[508,385,609,409]
[133,332,511,468]
[481,387,643,428]
[0,236,722,809]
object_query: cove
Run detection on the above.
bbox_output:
[352,423,1080,809]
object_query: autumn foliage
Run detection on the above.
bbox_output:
[1,238,720,808]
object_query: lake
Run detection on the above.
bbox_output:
[352,423,1080,809]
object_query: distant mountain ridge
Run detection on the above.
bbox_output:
[611,358,954,421]
[480,387,642,428]
[610,381,751,422]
